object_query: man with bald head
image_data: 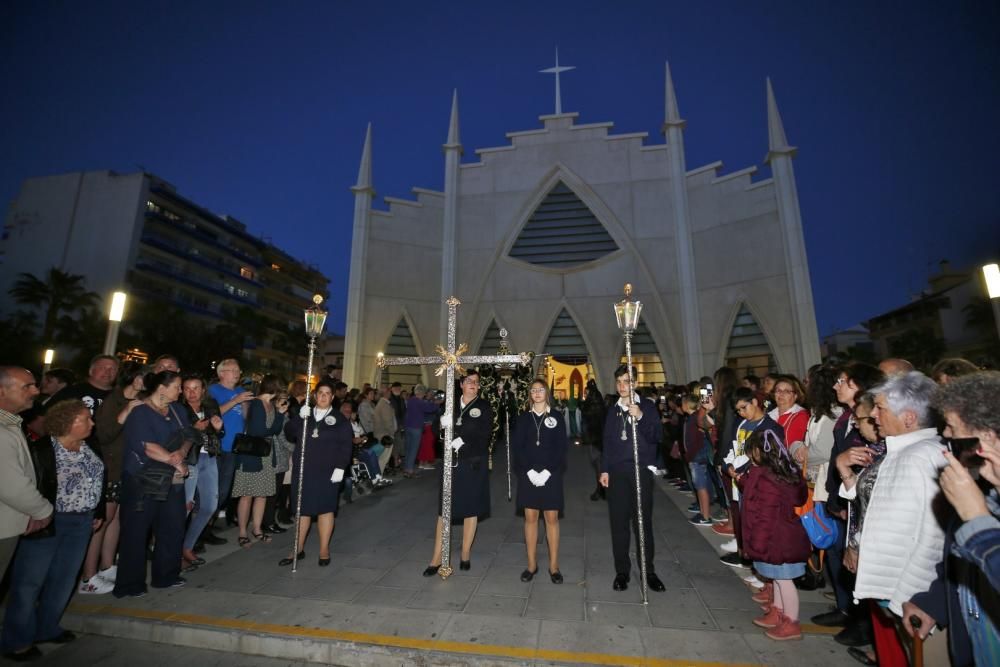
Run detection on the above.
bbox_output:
[0,367,54,580]
[878,358,915,377]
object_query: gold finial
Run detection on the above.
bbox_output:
[312,294,324,306]
[624,283,633,298]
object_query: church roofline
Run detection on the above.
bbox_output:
[711,165,758,185]
[506,128,548,139]
[605,131,648,141]
[686,161,723,177]
[411,187,444,198]
[571,121,614,131]
[538,112,579,121]
[383,196,422,208]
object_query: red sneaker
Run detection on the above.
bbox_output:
[712,522,734,536]
[765,615,802,641]
[751,582,772,605]
[752,606,783,628]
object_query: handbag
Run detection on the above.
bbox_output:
[801,501,840,549]
[794,551,826,591]
[232,401,272,457]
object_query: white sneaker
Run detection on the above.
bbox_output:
[743,573,765,589]
[98,565,118,583]
[78,576,114,595]
[720,538,738,554]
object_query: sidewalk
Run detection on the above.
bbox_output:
[59,444,854,666]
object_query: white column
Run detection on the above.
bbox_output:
[765,79,821,374]
[342,124,374,387]
[441,90,462,346]
[662,63,704,379]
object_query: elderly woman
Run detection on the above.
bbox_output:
[113,371,193,598]
[231,374,288,548]
[279,379,353,567]
[512,379,569,583]
[905,371,1000,667]
[1,400,105,660]
[851,372,946,663]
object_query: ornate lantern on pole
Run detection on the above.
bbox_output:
[291,294,327,573]
[613,283,649,604]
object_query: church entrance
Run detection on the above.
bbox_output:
[540,354,591,402]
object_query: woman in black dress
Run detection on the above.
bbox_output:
[278,379,352,567]
[424,370,493,576]
[513,379,569,583]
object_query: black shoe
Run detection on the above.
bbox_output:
[2,646,42,662]
[834,621,873,647]
[647,573,665,592]
[846,647,877,666]
[459,559,470,571]
[613,573,629,591]
[264,524,287,535]
[38,630,76,644]
[422,565,441,577]
[549,570,563,584]
[811,608,850,627]
[318,557,331,567]
[719,553,749,568]
[275,512,293,526]
[278,550,305,567]
[202,532,227,546]
[520,568,537,582]
[152,577,186,589]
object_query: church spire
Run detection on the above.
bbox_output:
[353,122,374,192]
[663,61,685,129]
[765,78,797,161]
[445,89,462,151]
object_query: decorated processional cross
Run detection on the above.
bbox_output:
[377,296,532,578]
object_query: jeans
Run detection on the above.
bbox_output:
[356,448,381,478]
[404,427,422,472]
[113,476,186,597]
[0,513,92,651]
[216,452,237,511]
[183,453,219,551]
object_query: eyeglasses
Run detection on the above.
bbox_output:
[774,388,795,395]
[834,377,848,386]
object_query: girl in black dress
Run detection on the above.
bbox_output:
[424,370,493,575]
[279,380,352,567]
[512,379,569,583]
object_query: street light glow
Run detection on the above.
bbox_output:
[984,263,1000,299]
[109,291,127,322]
[43,349,54,365]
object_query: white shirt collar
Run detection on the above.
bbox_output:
[885,427,941,453]
[617,393,640,409]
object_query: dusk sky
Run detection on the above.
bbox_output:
[3,1,998,338]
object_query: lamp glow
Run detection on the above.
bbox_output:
[984,264,1000,299]
[43,349,54,365]
[109,292,127,322]
[303,294,327,337]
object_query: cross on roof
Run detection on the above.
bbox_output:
[539,47,575,115]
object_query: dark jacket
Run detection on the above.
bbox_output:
[25,436,106,539]
[179,396,224,460]
[601,397,660,474]
[740,466,810,565]
[237,399,285,473]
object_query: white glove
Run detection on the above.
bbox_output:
[527,470,543,487]
[647,465,659,474]
[331,468,344,483]
[537,469,551,485]
[450,437,464,452]
[299,405,310,419]
[441,414,453,427]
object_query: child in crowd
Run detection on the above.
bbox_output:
[740,428,811,640]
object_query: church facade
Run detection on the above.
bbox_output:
[342,64,820,391]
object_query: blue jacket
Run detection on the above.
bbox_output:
[600,397,660,474]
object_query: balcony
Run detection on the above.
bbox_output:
[141,232,262,286]
[133,259,259,307]
[144,210,262,266]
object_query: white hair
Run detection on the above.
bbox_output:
[871,371,938,427]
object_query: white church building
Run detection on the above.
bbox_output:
[342,63,820,393]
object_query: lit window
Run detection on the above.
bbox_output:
[240,267,254,279]
[271,263,281,271]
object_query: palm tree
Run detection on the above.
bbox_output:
[9,268,98,345]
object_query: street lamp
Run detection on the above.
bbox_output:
[375,351,384,389]
[983,263,1000,342]
[613,282,649,605]
[291,294,327,573]
[103,291,127,355]
[43,349,54,374]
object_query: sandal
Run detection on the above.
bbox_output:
[238,536,252,548]
[253,532,272,544]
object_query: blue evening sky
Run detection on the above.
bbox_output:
[2,1,998,337]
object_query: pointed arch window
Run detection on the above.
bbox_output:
[478,319,502,355]
[618,320,667,386]
[382,317,423,389]
[543,308,589,363]
[725,304,776,378]
[509,181,618,269]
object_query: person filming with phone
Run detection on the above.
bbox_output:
[904,371,1000,667]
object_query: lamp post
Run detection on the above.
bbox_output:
[983,263,1000,343]
[375,352,384,390]
[291,295,327,573]
[42,349,54,374]
[103,292,127,355]
[613,283,649,605]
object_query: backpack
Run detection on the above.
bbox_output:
[800,501,839,549]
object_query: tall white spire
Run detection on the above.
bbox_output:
[660,62,704,379]
[765,77,796,160]
[763,79,820,373]
[539,48,575,114]
[343,124,375,387]
[663,61,685,128]
[354,122,374,191]
[441,90,462,349]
